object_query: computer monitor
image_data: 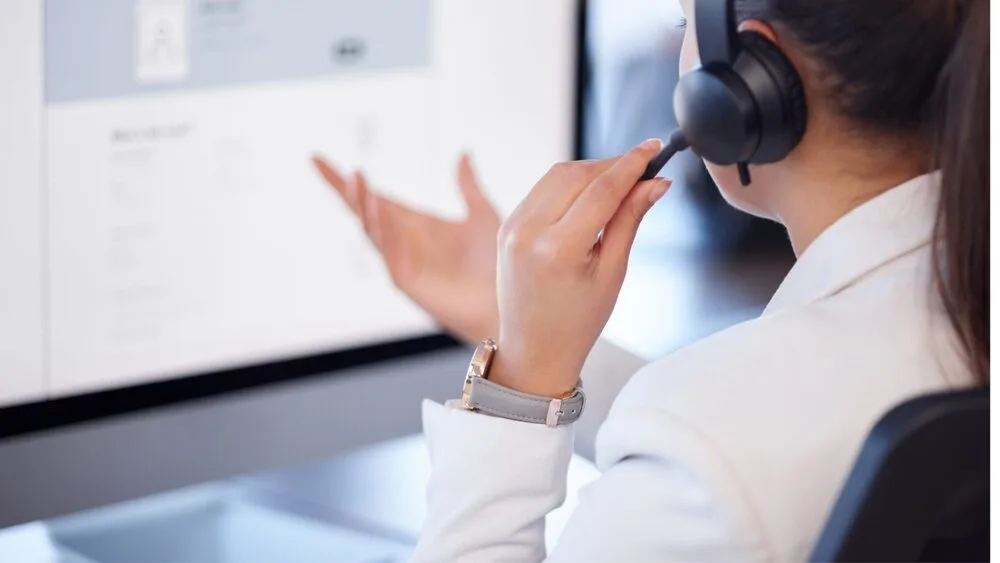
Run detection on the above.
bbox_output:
[0,0,583,436]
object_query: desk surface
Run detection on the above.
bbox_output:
[0,347,470,528]
[2,435,603,562]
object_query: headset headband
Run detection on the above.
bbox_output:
[696,0,738,66]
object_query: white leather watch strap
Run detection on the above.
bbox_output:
[467,377,585,427]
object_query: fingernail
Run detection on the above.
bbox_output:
[648,180,670,204]
[640,138,663,151]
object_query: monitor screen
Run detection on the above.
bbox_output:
[0,0,580,413]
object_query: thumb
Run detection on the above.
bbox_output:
[456,153,496,217]
[599,178,670,263]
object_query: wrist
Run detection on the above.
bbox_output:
[461,338,586,427]
[488,349,578,399]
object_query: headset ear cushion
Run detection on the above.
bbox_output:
[739,31,808,146]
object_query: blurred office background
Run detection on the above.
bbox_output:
[0,1,794,561]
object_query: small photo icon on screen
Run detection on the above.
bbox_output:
[135,0,189,84]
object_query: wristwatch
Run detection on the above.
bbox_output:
[460,339,585,427]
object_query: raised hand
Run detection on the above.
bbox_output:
[313,154,501,344]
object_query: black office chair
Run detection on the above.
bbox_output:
[811,388,989,562]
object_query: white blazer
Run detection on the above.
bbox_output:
[412,173,974,562]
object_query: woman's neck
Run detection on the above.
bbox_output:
[773,140,930,257]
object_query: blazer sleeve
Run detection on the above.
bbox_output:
[410,338,644,562]
[412,402,764,563]
[412,399,574,563]
[545,407,766,563]
[574,338,649,461]
[411,339,765,563]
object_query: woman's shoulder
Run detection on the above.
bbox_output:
[604,279,962,459]
[595,287,964,560]
[613,250,963,418]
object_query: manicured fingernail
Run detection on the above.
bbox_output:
[640,138,663,151]
[648,180,669,204]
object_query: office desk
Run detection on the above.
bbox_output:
[0,347,469,528]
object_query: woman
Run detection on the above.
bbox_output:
[313,0,988,560]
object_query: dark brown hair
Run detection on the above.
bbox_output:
[931,1,989,385]
[738,0,990,383]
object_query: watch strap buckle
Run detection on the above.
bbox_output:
[545,398,564,428]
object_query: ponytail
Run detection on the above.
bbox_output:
[931,0,989,384]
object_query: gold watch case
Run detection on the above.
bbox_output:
[462,338,497,410]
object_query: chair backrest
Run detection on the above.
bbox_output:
[811,388,989,563]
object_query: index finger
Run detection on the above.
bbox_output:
[313,156,363,216]
[556,139,662,240]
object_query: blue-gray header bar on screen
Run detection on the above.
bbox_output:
[45,0,431,103]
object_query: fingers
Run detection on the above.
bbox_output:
[599,178,670,266]
[312,159,421,286]
[513,157,619,224]
[558,139,663,244]
[313,159,388,249]
[366,187,412,283]
[374,195,403,274]
[313,156,364,216]
[312,155,346,192]
[344,171,419,287]
[357,172,383,249]
[457,153,495,217]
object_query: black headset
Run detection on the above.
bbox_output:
[673,0,808,186]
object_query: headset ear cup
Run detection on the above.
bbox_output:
[673,66,761,165]
[737,31,808,163]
